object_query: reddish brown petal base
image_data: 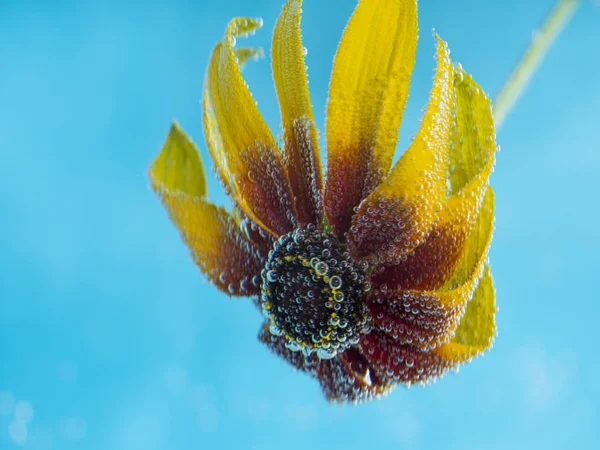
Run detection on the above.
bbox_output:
[284,118,324,227]
[370,222,466,291]
[324,143,381,238]
[367,289,465,351]
[236,145,297,237]
[347,194,425,264]
[235,207,275,260]
[158,192,264,297]
[360,330,457,384]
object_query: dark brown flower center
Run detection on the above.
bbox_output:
[260,225,370,359]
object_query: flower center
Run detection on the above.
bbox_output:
[260,226,370,359]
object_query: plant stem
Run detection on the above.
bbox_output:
[493,0,580,130]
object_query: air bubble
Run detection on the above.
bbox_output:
[315,261,328,276]
[329,275,342,289]
[270,324,283,336]
[317,348,337,359]
[285,341,302,352]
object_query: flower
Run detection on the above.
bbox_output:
[149,0,497,404]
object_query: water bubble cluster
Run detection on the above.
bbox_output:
[260,225,371,359]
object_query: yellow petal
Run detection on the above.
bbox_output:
[150,125,263,296]
[149,122,207,198]
[443,186,495,292]
[432,265,496,362]
[272,0,323,226]
[449,65,497,195]
[203,17,296,237]
[324,0,418,235]
[348,37,454,263]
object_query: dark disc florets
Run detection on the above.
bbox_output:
[260,225,371,360]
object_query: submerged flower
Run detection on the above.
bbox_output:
[149,0,497,403]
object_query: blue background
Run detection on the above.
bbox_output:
[1,0,599,449]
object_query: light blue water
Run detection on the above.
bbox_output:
[1,0,599,449]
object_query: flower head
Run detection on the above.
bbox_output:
[149,0,497,403]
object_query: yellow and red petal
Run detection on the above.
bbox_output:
[367,288,466,352]
[371,66,497,290]
[150,125,263,296]
[361,265,495,384]
[203,17,296,237]
[368,188,494,350]
[360,331,451,384]
[324,0,417,236]
[272,0,323,226]
[347,38,454,263]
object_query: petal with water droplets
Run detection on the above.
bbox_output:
[432,265,496,363]
[272,0,323,226]
[316,349,393,403]
[368,189,494,351]
[150,125,263,296]
[360,266,495,385]
[348,37,454,263]
[259,324,392,403]
[371,67,497,290]
[360,330,454,384]
[203,17,296,237]
[324,0,417,236]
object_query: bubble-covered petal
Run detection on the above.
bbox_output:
[203,17,296,237]
[324,0,418,236]
[272,0,323,226]
[368,189,494,350]
[150,125,263,296]
[348,37,454,262]
[371,67,497,290]
[432,265,496,363]
[259,324,393,403]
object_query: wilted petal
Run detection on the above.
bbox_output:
[272,0,323,226]
[203,17,296,237]
[371,66,497,290]
[324,0,417,236]
[150,125,263,296]
[348,38,454,263]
